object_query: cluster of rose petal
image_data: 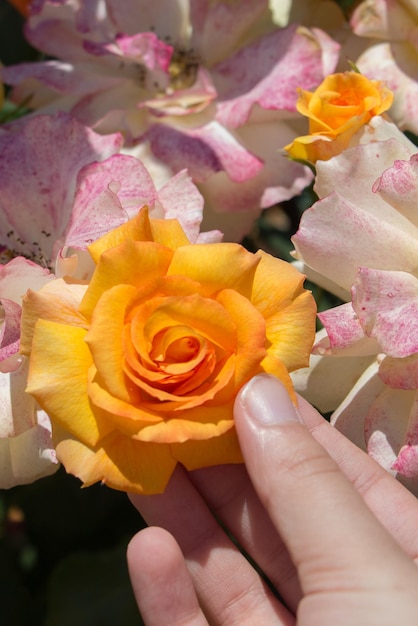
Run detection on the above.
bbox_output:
[291,115,418,495]
[1,0,338,490]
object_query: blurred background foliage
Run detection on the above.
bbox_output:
[0,1,354,624]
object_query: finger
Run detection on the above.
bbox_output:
[129,465,295,626]
[127,526,208,626]
[189,464,302,611]
[189,386,418,614]
[234,374,418,597]
[296,395,418,562]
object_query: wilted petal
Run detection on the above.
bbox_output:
[353,268,418,358]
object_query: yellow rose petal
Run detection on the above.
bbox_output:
[21,280,88,355]
[168,243,260,298]
[55,431,177,494]
[80,239,173,318]
[85,283,138,402]
[26,321,113,446]
[171,425,243,470]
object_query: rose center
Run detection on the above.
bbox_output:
[164,336,200,362]
[167,47,200,91]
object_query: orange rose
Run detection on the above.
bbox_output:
[285,71,393,163]
[21,209,316,494]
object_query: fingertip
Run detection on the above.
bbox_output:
[234,374,302,428]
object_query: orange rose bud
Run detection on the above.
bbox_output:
[284,71,393,163]
[22,209,316,494]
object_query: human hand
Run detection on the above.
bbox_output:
[127,374,418,625]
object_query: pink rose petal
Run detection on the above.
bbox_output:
[292,192,418,293]
[373,154,418,226]
[353,268,418,358]
[379,354,418,390]
[215,25,339,128]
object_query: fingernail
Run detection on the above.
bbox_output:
[238,374,302,426]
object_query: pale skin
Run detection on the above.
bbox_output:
[127,374,418,625]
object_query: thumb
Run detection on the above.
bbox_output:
[233,374,414,599]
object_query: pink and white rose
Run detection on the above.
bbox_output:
[2,0,341,236]
[291,116,418,493]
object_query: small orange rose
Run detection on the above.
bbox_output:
[21,209,316,494]
[285,71,393,163]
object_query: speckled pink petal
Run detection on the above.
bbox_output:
[84,32,173,73]
[0,300,22,366]
[379,354,418,390]
[393,428,418,479]
[156,170,205,243]
[62,163,127,250]
[0,113,122,263]
[215,25,339,128]
[144,121,263,183]
[355,270,418,354]
[292,192,418,292]
[353,268,418,358]
[315,302,380,356]
[373,154,418,226]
